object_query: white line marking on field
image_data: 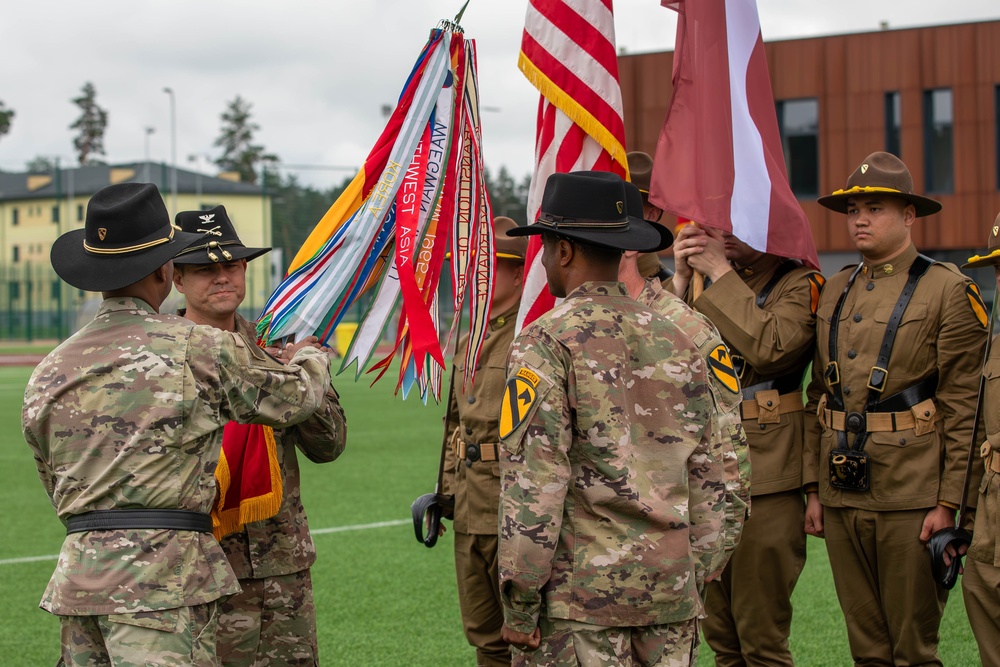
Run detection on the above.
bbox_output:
[0,518,411,566]
[311,518,409,535]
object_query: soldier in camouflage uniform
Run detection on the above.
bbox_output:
[438,216,526,667]
[173,205,347,666]
[499,171,728,666]
[618,182,751,570]
[22,183,332,667]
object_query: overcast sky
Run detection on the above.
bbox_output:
[2,1,997,188]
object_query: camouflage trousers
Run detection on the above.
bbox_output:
[217,569,318,666]
[512,617,699,667]
[57,602,219,666]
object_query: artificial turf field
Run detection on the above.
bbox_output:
[0,363,981,666]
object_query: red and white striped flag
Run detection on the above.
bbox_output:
[650,0,819,270]
[515,0,630,331]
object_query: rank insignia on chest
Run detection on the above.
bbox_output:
[708,345,740,394]
[500,368,540,438]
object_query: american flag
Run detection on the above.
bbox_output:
[515,0,630,331]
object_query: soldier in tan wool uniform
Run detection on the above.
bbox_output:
[959,211,1000,666]
[173,205,347,667]
[23,183,331,667]
[667,212,822,665]
[439,215,526,667]
[803,152,987,665]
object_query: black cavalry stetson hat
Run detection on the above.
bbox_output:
[817,151,942,218]
[507,171,662,252]
[50,182,202,292]
[173,205,271,264]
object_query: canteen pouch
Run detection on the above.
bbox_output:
[829,449,870,491]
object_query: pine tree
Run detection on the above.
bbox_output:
[214,96,277,184]
[0,100,13,142]
[69,82,108,165]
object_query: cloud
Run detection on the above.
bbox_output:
[1,0,997,188]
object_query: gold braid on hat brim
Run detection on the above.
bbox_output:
[83,223,182,255]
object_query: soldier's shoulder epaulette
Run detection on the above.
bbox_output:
[929,260,970,281]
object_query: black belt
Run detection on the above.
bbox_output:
[65,510,214,535]
[871,372,938,413]
[741,372,803,401]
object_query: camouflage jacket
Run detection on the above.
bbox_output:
[638,279,750,556]
[219,314,347,580]
[498,282,727,632]
[441,301,520,535]
[22,298,331,616]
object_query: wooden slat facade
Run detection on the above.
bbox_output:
[619,20,1000,254]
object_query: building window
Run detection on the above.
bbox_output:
[9,283,19,300]
[11,208,18,226]
[51,281,60,300]
[52,205,60,223]
[885,91,901,158]
[776,98,819,197]
[77,204,84,222]
[924,88,954,193]
[12,246,19,263]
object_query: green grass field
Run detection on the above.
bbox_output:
[0,363,982,665]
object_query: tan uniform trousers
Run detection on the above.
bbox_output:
[58,602,219,667]
[824,506,947,666]
[455,532,511,667]
[702,490,806,666]
[513,617,699,667]
[962,558,1000,667]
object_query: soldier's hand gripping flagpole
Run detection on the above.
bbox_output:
[928,293,997,588]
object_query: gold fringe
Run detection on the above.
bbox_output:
[211,425,284,541]
[518,52,630,180]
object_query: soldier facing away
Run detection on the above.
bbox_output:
[173,204,347,666]
[22,183,332,666]
[498,171,729,666]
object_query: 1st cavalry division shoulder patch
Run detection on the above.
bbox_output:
[708,345,740,394]
[967,283,989,328]
[500,368,540,439]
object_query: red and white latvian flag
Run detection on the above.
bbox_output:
[650,0,819,270]
[516,0,630,331]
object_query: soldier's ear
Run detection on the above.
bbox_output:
[557,238,575,267]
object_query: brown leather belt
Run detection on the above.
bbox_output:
[740,390,804,423]
[456,440,499,463]
[819,402,939,434]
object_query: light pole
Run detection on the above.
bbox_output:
[143,126,155,182]
[163,87,177,216]
[187,153,211,206]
